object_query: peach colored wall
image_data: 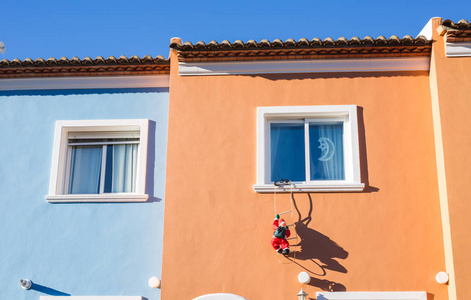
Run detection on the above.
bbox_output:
[431,18,471,300]
[162,50,447,299]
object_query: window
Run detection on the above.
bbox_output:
[67,132,139,194]
[46,120,149,203]
[254,105,364,192]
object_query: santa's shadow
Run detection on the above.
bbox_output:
[285,194,349,291]
[293,221,348,275]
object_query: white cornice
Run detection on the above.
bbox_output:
[179,57,430,76]
[0,75,169,91]
[445,42,471,57]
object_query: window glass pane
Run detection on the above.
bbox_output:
[69,146,102,194]
[270,123,305,182]
[103,145,113,193]
[110,144,138,193]
[309,123,344,180]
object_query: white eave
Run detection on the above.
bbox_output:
[445,42,471,57]
[179,57,430,76]
[0,75,169,91]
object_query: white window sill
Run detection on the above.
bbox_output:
[253,183,365,193]
[45,194,149,203]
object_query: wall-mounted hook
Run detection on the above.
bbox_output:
[274,179,292,186]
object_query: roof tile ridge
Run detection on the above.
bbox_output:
[172,34,432,52]
[442,19,471,30]
[0,55,169,68]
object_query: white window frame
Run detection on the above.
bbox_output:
[46,119,150,203]
[316,291,427,300]
[254,105,365,193]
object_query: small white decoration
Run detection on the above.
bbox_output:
[148,276,161,288]
[298,271,311,284]
[436,271,449,284]
[318,137,335,161]
[20,279,32,290]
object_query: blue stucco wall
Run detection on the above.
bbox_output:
[0,88,168,300]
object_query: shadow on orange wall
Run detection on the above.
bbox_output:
[358,106,379,193]
[244,71,427,81]
[286,194,348,292]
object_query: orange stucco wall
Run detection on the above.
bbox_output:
[431,17,471,300]
[162,50,447,299]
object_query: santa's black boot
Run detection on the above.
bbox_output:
[282,248,290,255]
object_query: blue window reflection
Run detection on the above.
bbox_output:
[270,123,305,182]
[270,121,345,183]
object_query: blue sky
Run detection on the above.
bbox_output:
[1,0,470,61]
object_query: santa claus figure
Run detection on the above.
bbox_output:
[271,214,290,254]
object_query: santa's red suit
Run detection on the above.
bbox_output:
[271,217,290,253]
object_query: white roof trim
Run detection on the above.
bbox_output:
[417,18,435,40]
[178,57,430,76]
[0,75,169,91]
[445,42,471,57]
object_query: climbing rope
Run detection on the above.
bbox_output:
[273,180,299,264]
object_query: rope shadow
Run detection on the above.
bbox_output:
[30,283,70,296]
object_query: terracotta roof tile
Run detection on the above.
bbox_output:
[170,35,431,62]
[442,19,471,43]
[442,19,471,30]
[0,55,169,78]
